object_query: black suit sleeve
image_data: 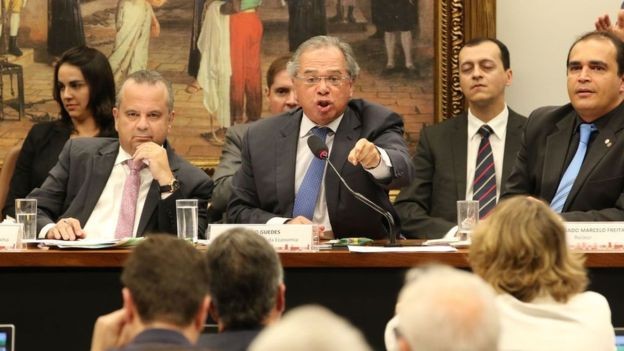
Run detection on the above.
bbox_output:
[394,127,455,238]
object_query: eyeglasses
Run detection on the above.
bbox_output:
[295,75,351,87]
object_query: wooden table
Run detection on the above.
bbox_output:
[1,248,623,350]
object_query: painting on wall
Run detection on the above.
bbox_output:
[0,0,489,167]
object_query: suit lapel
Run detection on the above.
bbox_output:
[451,114,468,201]
[137,142,179,235]
[542,112,576,199]
[565,109,624,209]
[326,107,361,214]
[76,142,118,224]
[276,112,301,215]
[501,110,524,187]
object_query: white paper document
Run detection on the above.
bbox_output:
[348,245,458,253]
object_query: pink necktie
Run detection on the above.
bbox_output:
[114,159,145,239]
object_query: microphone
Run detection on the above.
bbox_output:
[307,135,400,246]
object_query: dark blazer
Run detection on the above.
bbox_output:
[228,99,415,239]
[4,122,70,218]
[394,109,526,238]
[28,138,214,238]
[114,328,204,351]
[211,123,251,215]
[198,329,261,351]
[504,102,624,220]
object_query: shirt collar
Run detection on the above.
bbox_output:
[467,105,509,140]
[114,146,134,166]
[299,113,344,138]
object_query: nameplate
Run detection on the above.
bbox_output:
[565,222,624,251]
[0,223,22,250]
[208,224,315,252]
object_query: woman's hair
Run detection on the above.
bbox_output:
[469,196,587,303]
[52,46,116,136]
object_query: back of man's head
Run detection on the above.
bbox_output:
[204,228,283,330]
[249,305,372,351]
[396,265,500,351]
[121,234,208,327]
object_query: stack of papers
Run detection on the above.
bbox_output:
[34,238,143,249]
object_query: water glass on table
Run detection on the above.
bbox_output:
[456,200,479,241]
[176,199,198,242]
[15,198,37,241]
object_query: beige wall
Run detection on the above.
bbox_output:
[497,0,622,116]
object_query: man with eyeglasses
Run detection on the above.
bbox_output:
[228,35,414,239]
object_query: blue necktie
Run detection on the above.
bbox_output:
[550,123,596,213]
[292,127,330,220]
[473,125,497,218]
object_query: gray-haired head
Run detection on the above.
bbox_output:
[116,70,174,112]
[396,265,500,351]
[287,35,360,80]
[249,305,372,351]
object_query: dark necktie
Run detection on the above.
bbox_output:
[292,127,330,220]
[550,123,596,213]
[472,125,496,218]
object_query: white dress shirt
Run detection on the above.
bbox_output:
[40,147,153,239]
[465,106,509,201]
[268,113,392,236]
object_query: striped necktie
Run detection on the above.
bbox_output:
[473,125,497,218]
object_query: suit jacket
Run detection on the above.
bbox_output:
[227,99,415,239]
[3,121,70,219]
[211,123,251,216]
[394,109,526,238]
[29,138,214,238]
[504,102,624,220]
[114,328,204,351]
[198,329,261,351]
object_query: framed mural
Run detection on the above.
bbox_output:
[0,0,494,170]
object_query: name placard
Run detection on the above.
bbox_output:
[208,224,315,252]
[565,222,624,251]
[0,223,22,250]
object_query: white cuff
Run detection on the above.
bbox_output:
[365,147,392,179]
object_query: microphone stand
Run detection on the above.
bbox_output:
[324,159,401,247]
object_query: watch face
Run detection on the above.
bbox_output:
[171,179,180,191]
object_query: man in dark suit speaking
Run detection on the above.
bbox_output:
[30,70,213,240]
[394,38,525,238]
[228,35,415,239]
[504,31,624,220]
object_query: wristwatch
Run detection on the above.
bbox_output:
[159,177,180,193]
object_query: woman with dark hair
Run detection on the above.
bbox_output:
[3,46,117,219]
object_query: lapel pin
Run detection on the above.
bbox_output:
[605,139,612,147]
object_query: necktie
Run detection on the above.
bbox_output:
[473,125,497,218]
[550,123,596,213]
[114,159,146,239]
[292,127,330,220]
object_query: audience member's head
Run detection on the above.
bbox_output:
[394,265,500,351]
[266,54,298,114]
[470,196,588,303]
[53,45,116,136]
[458,37,512,115]
[113,70,175,155]
[122,235,209,341]
[249,305,372,351]
[204,228,285,331]
[566,31,624,122]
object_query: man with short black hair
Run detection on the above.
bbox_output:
[395,37,525,238]
[199,227,285,351]
[90,235,210,351]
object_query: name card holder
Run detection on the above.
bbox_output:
[207,224,316,252]
[0,223,23,250]
[565,222,624,251]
